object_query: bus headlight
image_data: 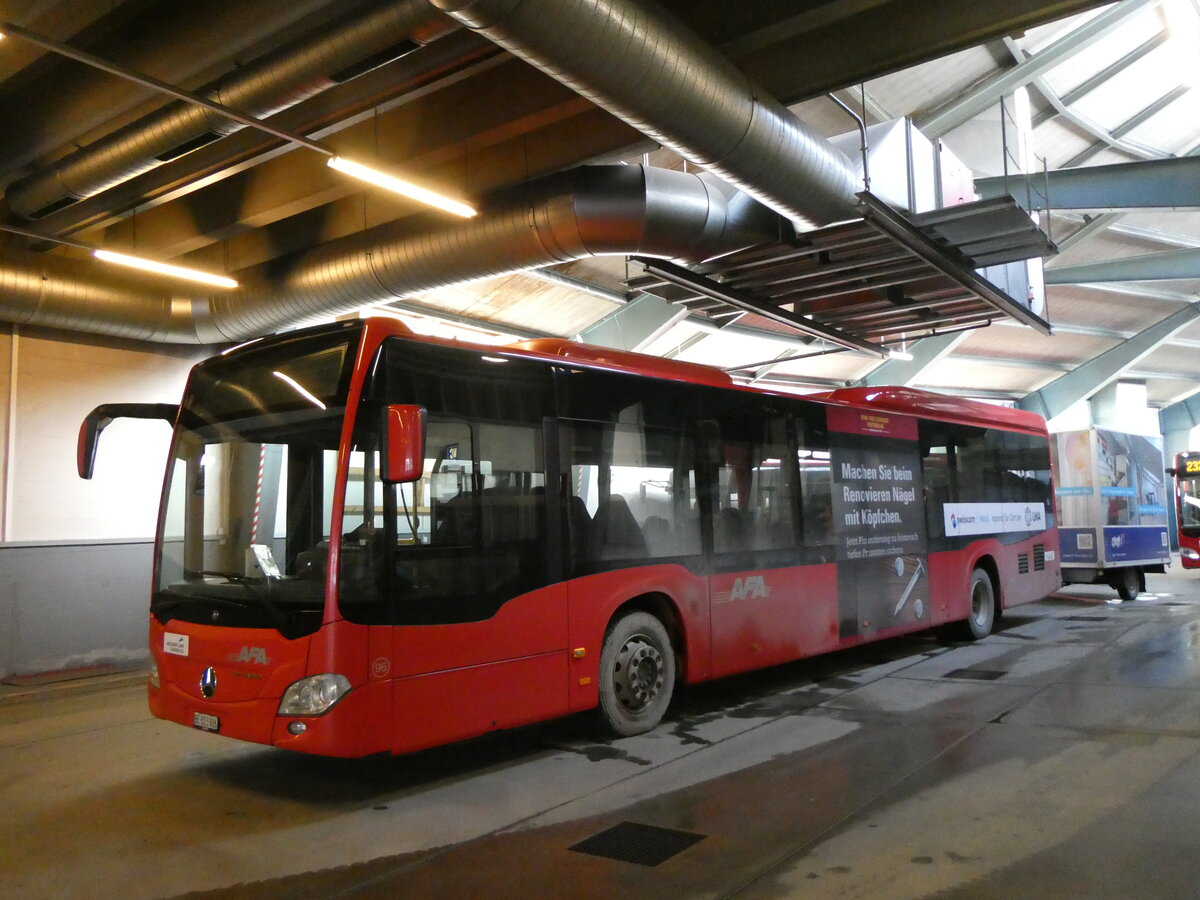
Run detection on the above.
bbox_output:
[278,674,351,716]
[1183,548,1200,561]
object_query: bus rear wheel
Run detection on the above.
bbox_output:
[947,568,996,641]
[597,611,675,737]
[1113,567,1141,602]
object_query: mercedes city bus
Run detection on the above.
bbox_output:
[1168,450,1200,569]
[80,317,1060,756]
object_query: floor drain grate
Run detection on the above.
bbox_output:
[944,668,1006,681]
[569,821,706,867]
[1060,615,1106,621]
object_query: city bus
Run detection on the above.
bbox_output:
[1168,451,1200,569]
[79,317,1059,757]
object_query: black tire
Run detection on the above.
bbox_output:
[1114,567,1141,602]
[949,568,996,641]
[597,611,676,737]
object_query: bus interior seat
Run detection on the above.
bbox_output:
[593,494,646,559]
[567,495,592,564]
[642,515,672,556]
[715,506,744,551]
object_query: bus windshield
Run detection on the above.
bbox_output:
[1182,472,1200,537]
[154,325,360,638]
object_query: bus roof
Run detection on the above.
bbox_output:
[357,318,1046,433]
[505,338,735,388]
[810,386,1048,433]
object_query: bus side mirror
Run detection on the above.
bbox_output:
[381,405,426,483]
[1166,467,1178,477]
[77,403,178,479]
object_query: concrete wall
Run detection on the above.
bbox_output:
[0,324,207,677]
[0,540,154,676]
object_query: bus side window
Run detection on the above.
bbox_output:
[563,417,700,569]
[713,412,795,555]
[922,442,952,540]
[797,413,832,548]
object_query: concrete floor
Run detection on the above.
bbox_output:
[4,569,1200,899]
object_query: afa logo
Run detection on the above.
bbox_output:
[229,646,270,665]
[950,513,958,531]
[730,575,769,601]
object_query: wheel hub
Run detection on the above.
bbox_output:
[615,636,664,710]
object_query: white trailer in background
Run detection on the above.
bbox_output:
[1050,429,1171,601]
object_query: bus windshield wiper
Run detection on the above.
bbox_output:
[181,569,291,629]
[190,569,258,584]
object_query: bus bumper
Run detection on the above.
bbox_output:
[149,677,389,757]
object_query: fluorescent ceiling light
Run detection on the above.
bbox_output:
[327,156,477,218]
[888,349,914,361]
[93,249,238,289]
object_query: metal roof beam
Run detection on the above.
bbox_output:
[1063,85,1193,169]
[956,353,1073,372]
[912,385,1024,402]
[1008,37,1172,166]
[1017,303,1200,419]
[914,0,1157,138]
[994,318,1127,340]
[1079,282,1197,303]
[858,331,969,387]
[577,292,687,352]
[1054,213,1118,252]
[978,156,1200,210]
[1161,391,1200,439]
[1045,247,1200,284]
[1032,32,1169,128]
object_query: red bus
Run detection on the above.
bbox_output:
[80,317,1060,757]
[1168,451,1200,569]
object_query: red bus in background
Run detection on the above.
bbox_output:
[81,317,1060,757]
[1169,451,1200,569]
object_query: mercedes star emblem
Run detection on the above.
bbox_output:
[200,666,217,699]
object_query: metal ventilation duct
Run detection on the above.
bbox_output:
[0,166,780,343]
[6,0,458,220]
[431,0,860,229]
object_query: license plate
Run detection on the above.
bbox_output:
[193,712,220,732]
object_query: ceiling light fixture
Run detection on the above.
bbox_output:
[327,157,476,218]
[0,20,476,218]
[0,222,239,288]
[93,249,238,288]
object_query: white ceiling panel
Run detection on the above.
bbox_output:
[1035,4,1163,94]
[761,351,881,384]
[1147,378,1200,406]
[1068,44,1184,130]
[1046,286,1184,331]
[863,46,997,119]
[1020,4,1124,56]
[915,358,1057,394]
[957,325,1117,363]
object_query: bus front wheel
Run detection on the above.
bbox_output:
[597,611,676,737]
[947,568,996,641]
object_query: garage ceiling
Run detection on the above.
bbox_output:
[0,0,1197,414]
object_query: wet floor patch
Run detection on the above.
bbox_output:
[943,668,1007,681]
